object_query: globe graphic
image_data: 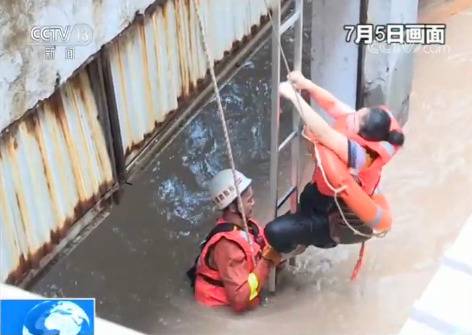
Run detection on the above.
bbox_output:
[22,301,92,335]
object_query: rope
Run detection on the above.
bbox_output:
[262,0,385,239]
[192,0,256,260]
[195,0,383,245]
[314,144,386,238]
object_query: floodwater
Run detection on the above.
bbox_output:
[31,1,472,335]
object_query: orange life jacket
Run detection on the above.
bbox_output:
[313,109,403,196]
[308,109,403,280]
[194,218,266,307]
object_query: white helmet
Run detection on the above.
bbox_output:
[209,169,252,210]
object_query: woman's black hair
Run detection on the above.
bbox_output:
[359,107,405,145]
[387,129,405,146]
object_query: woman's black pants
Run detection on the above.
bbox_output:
[264,182,338,252]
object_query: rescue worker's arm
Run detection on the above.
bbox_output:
[212,238,276,313]
[279,81,349,163]
[287,71,355,118]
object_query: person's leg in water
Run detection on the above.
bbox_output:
[264,182,338,253]
[264,212,310,253]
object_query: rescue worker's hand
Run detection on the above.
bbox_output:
[262,246,282,266]
[279,81,297,101]
[287,71,309,90]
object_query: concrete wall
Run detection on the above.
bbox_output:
[311,0,361,118]
[0,0,157,133]
[311,0,418,124]
[362,0,419,124]
[0,0,272,285]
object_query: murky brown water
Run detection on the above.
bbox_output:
[31,2,472,335]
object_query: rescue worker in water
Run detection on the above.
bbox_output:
[189,169,283,312]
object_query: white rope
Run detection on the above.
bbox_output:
[192,0,256,257]
[262,0,384,239]
[313,144,386,238]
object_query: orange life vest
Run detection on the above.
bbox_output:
[194,218,266,307]
[307,109,403,279]
[313,110,403,196]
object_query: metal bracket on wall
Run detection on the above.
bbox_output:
[356,0,370,110]
[87,58,123,187]
[99,49,128,204]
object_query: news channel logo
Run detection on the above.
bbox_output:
[30,24,93,46]
[29,24,93,60]
[1,299,95,335]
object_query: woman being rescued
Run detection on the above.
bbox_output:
[264,71,405,273]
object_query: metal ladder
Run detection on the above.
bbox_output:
[268,0,304,293]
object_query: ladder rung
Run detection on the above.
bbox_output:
[280,9,301,35]
[278,131,297,152]
[277,185,297,209]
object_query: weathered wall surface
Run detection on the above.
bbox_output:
[0,0,157,133]
[362,0,419,124]
[0,69,115,284]
[311,0,418,124]
[0,0,271,284]
[311,0,361,117]
[107,0,269,164]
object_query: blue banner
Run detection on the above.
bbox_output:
[1,299,95,335]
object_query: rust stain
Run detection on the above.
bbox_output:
[184,0,197,92]
[5,180,114,285]
[72,73,85,102]
[43,101,74,227]
[186,0,197,90]
[138,23,155,125]
[175,0,190,97]
[121,1,271,161]
[68,80,96,194]
[151,11,164,120]
[6,255,29,285]
[162,1,179,110]
[23,113,37,134]
[78,72,112,182]
[49,92,67,136]
[33,110,62,227]
[115,40,133,146]
[7,130,34,255]
[2,68,116,284]
[13,191,30,253]
[53,92,88,202]
[3,0,271,285]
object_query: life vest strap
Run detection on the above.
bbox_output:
[351,242,366,281]
[200,273,225,287]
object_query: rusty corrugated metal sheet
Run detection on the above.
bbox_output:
[0,71,114,283]
[108,0,270,163]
